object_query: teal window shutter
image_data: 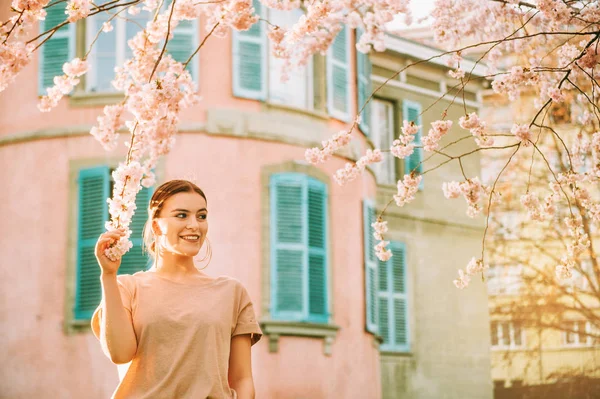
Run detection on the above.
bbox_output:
[74,166,152,320]
[167,19,199,81]
[232,0,266,100]
[379,241,409,352]
[74,166,110,320]
[327,25,351,122]
[363,199,378,334]
[403,100,424,189]
[307,179,328,323]
[39,1,75,95]
[271,174,328,323]
[356,28,372,136]
[119,186,154,274]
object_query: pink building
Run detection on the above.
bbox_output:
[1,2,492,398]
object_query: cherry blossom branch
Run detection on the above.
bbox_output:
[481,145,521,263]
[183,21,220,69]
[149,0,177,81]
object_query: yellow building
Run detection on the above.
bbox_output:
[481,89,600,396]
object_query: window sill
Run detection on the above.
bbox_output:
[259,319,340,356]
[491,345,527,352]
[64,319,92,335]
[262,101,330,122]
[380,350,413,358]
[69,91,125,107]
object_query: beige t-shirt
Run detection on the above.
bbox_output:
[91,271,262,399]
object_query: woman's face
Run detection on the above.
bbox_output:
[153,192,209,257]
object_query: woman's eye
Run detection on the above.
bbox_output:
[176,213,186,218]
[198,214,207,220]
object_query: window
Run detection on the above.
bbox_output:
[232,0,351,121]
[39,1,75,94]
[363,199,379,334]
[562,321,596,347]
[356,27,372,135]
[491,321,525,348]
[568,260,596,292]
[372,99,396,185]
[270,173,329,323]
[74,166,152,320]
[402,100,423,188]
[496,211,520,240]
[377,241,409,352]
[85,0,198,92]
[268,8,313,110]
[326,24,351,121]
[486,265,522,295]
[363,200,409,352]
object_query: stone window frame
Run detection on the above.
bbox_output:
[259,160,340,355]
[63,157,165,335]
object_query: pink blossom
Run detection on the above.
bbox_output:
[442,181,461,199]
[371,218,388,241]
[66,0,91,23]
[102,22,113,33]
[333,149,383,186]
[390,140,415,159]
[459,112,493,147]
[393,174,422,207]
[62,57,89,77]
[402,120,420,136]
[547,87,564,103]
[454,257,487,289]
[305,129,352,165]
[443,178,488,218]
[520,192,544,221]
[375,240,392,262]
[422,120,452,152]
[0,41,34,93]
[453,269,471,289]
[511,124,532,146]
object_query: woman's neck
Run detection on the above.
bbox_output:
[152,253,200,276]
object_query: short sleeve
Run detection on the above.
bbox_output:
[91,274,134,340]
[232,283,262,346]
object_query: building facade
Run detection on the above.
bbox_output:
[481,89,600,396]
[0,3,492,398]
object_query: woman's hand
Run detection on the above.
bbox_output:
[95,228,126,275]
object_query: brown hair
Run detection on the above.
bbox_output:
[142,179,210,264]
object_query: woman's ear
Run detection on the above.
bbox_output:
[152,219,162,236]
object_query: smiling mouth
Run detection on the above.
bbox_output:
[180,235,200,242]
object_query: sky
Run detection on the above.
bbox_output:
[387,0,437,30]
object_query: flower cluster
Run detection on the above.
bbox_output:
[443,177,489,218]
[390,120,420,160]
[393,174,422,207]
[38,58,89,112]
[511,124,532,147]
[90,104,124,151]
[422,120,453,152]
[459,113,493,147]
[66,0,91,23]
[454,257,488,289]
[305,129,352,165]
[1,4,47,93]
[492,67,539,101]
[333,149,383,186]
[371,218,392,261]
[555,215,591,281]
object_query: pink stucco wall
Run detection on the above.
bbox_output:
[0,15,381,399]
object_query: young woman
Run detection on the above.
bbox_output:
[91,179,262,399]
